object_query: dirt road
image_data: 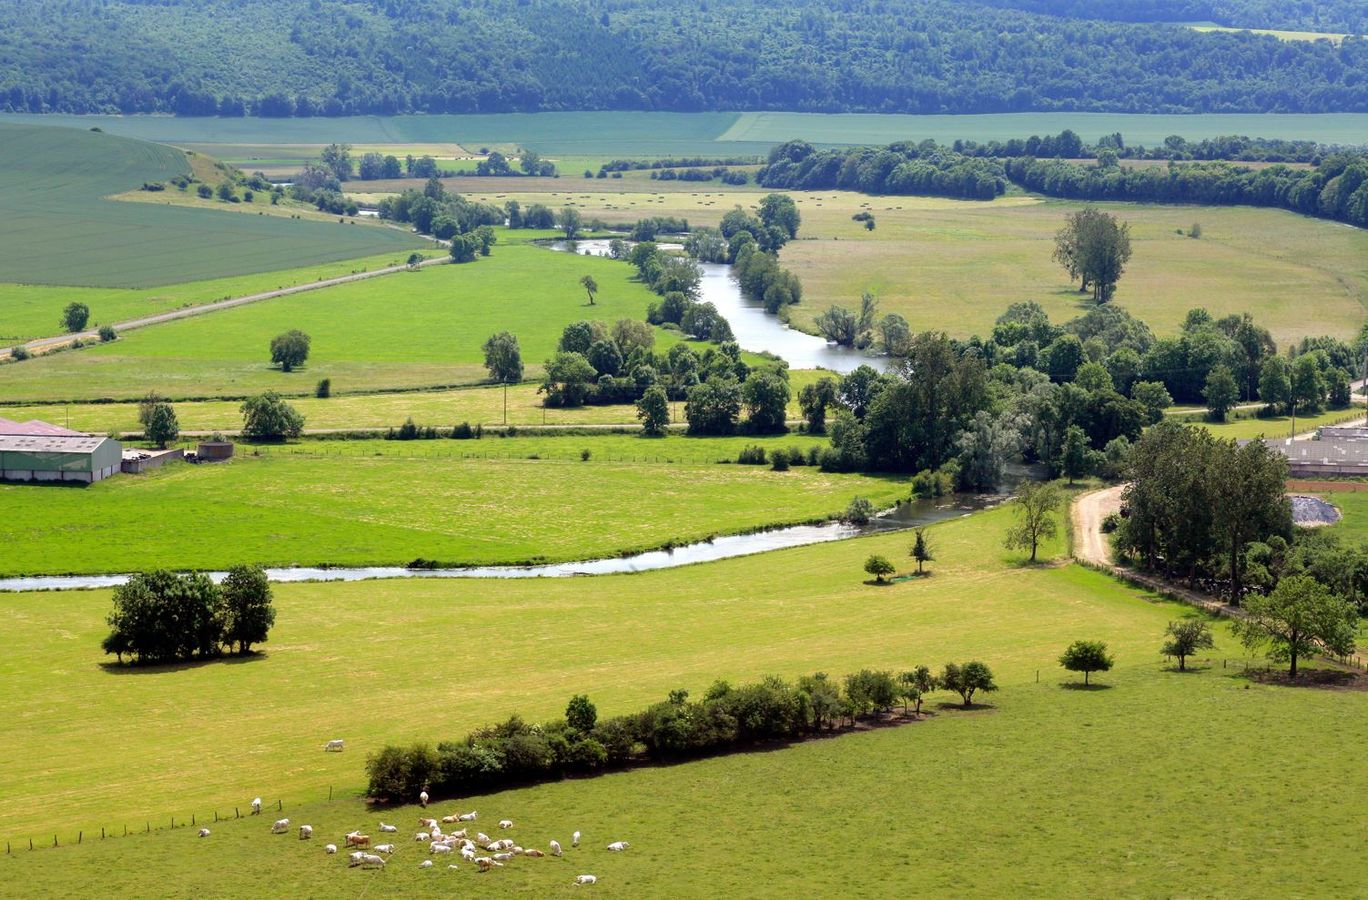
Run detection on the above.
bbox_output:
[1071,484,1125,566]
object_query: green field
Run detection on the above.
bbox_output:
[0,433,894,576]
[0,124,424,289]
[0,242,691,402]
[0,249,443,346]
[6,111,1368,154]
[1186,24,1353,44]
[1176,405,1364,440]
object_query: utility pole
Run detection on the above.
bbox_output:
[502,381,508,426]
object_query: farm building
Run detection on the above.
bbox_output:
[1264,434,1368,478]
[0,417,122,483]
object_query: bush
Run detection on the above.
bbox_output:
[315,378,331,398]
[450,422,478,440]
[240,392,305,441]
[98,324,117,342]
[737,445,767,465]
[843,496,876,524]
[771,452,790,471]
[10,345,29,361]
[1100,512,1122,534]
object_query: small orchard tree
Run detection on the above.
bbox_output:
[566,694,598,733]
[1059,640,1115,685]
[940,661,997,708]
[1004,482,1062,562]
[910,528,933,575]
[1161,620,1215,671]
[220,564,275,654]
[62,301,90,333]
[864,554,895,583]
[898,666,936,717]
[636,384,670,436]
[270,329,311,372]
[1231,575,1357,678]
[579,274,598,305]
[144,401,180,449]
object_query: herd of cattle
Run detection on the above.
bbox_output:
[197,794,625,886]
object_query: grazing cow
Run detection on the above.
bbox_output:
[345,833,370,849]
[450,828,468,840]
[572,831,581,848]
[415,832,431,842]
[476,832,491,845]
[419,859,433,869]
[575,874,598,885]
[348,851,365,867]
[419,790,429,808]
[379,823,398,833]
[606,841,630,852]
[360,853,385,868]
[512,846,525,855]
[525,849,546,858]
[475,857,501,871]
[550,840,563,857]
[441,814,459,824]
[432,843,453,855]
[498,819,514,829]
[458,811,477,822]
[270,818,290,834]
[419,817,437,828]
[461,847,477,861]
[324,739,344,752]
[374,844,395,855]
[324,844,338,854]
[299,825,313,840]
[197,828,210,838]
[492,852,514,861]
[250,798,262,816]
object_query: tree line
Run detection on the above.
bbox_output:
[366,661,997,801]
[103,567,276,666]
[758,141,1007,201]
[8,0,1368,115]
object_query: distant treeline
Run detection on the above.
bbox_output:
[1005,153,1368,228]
[757,141,1007,200]
[5,0,1368,115]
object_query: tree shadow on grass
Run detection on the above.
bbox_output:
[932,700,998,713]
[99,651,268,675]
[862,579,897,587]
[1059,682,1114,691]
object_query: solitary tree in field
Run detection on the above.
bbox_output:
[559,206,583,240]
[1161,620,1215,671]
[1004,482,1062,562]
[482,332,524,384]
[62,302,90,333]
[910,528,933,575]
[1059,640,1114,685]
[1053,207,1132,302]
[940,661,997,708]
[144,402,180,449]
[1231,575,1357,678]
[579,274,598,305]
[270,329,311,372]
[864,554,896,583]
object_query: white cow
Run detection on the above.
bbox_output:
[606,841,630,852]
[575,874,598,885]
[498,819,514,829]
[374,844,396,855]
[419,859,433,869]
[360,853,385,868]
[415,832,432,842]
[324,739,345,752]
[476,832,492,844]
[299,825,313,840]
[379,822,398,833]
[458,811,478,822]
[572,831,581,848]
[349,851,365,867]
[250,798,262,816]
[492,852,514,861]
[197,828,210,838]
[419,790,429,808]
[432,843,453,855]
[525,849,546,858]
[550,840,563,857]
[270,818,290,834]
[461,847,477,861]
[324,844,338,854]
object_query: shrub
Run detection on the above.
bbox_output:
[1100,512,1122,534]
[737,445,767,465]
[240,392,305,441]
[98,324,117,342]
[10,345,30,361]
[315,378,331,398]
[450,422,476,439]
[771,452,790,471]
[580,448,592,462]
[864,554,896,583]
[843,496,876,524]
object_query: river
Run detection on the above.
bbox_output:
[549,239,889,374]
[0,493,1002,592]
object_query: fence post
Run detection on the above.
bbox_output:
[235,808,240,819]
[278,799,282,812]
[78,831,82,844]
[101,827,105,840]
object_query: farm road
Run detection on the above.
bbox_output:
[3,253,448,358]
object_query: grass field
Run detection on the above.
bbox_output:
[7,111,1368,153]
[0,124,424,289]
[1175,405,1364,440]
[0,371,827,434]
[1186,23,1353,44]
[0,242,694,402]
[0,504,1214,841]
[0,248,443,346]
[0,433,894,576]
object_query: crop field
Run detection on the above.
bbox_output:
[0,505,1217,842]
[0,124,424,289]
[0,249,443,346]
[6,111,1368,155]
[0,371,826,434]
[0,432,894,576]
[0,243,692,402]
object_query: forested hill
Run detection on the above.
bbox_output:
[4,0,1368,117]
[975,0,1367,32]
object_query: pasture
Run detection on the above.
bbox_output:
[1176,406,1364,440]
[0,124,424,289]
[0,243,690,402]
[5,663,1363,897]
[0,431,890,576]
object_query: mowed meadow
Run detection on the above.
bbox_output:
[0,433,899,576]
[4,507,1364,896]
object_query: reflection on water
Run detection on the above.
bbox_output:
[549,239,889,374]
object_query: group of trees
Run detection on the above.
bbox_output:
[1052,208,1133,303]
[377,177,504,241]
[102,567,275,666]
[241,392,305,441]
[10,0,1368,117]
[366,660,997,800]
[471,148,556,178]
[759,140,1007,200]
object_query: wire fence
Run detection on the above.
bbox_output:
[235,443,801,467]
